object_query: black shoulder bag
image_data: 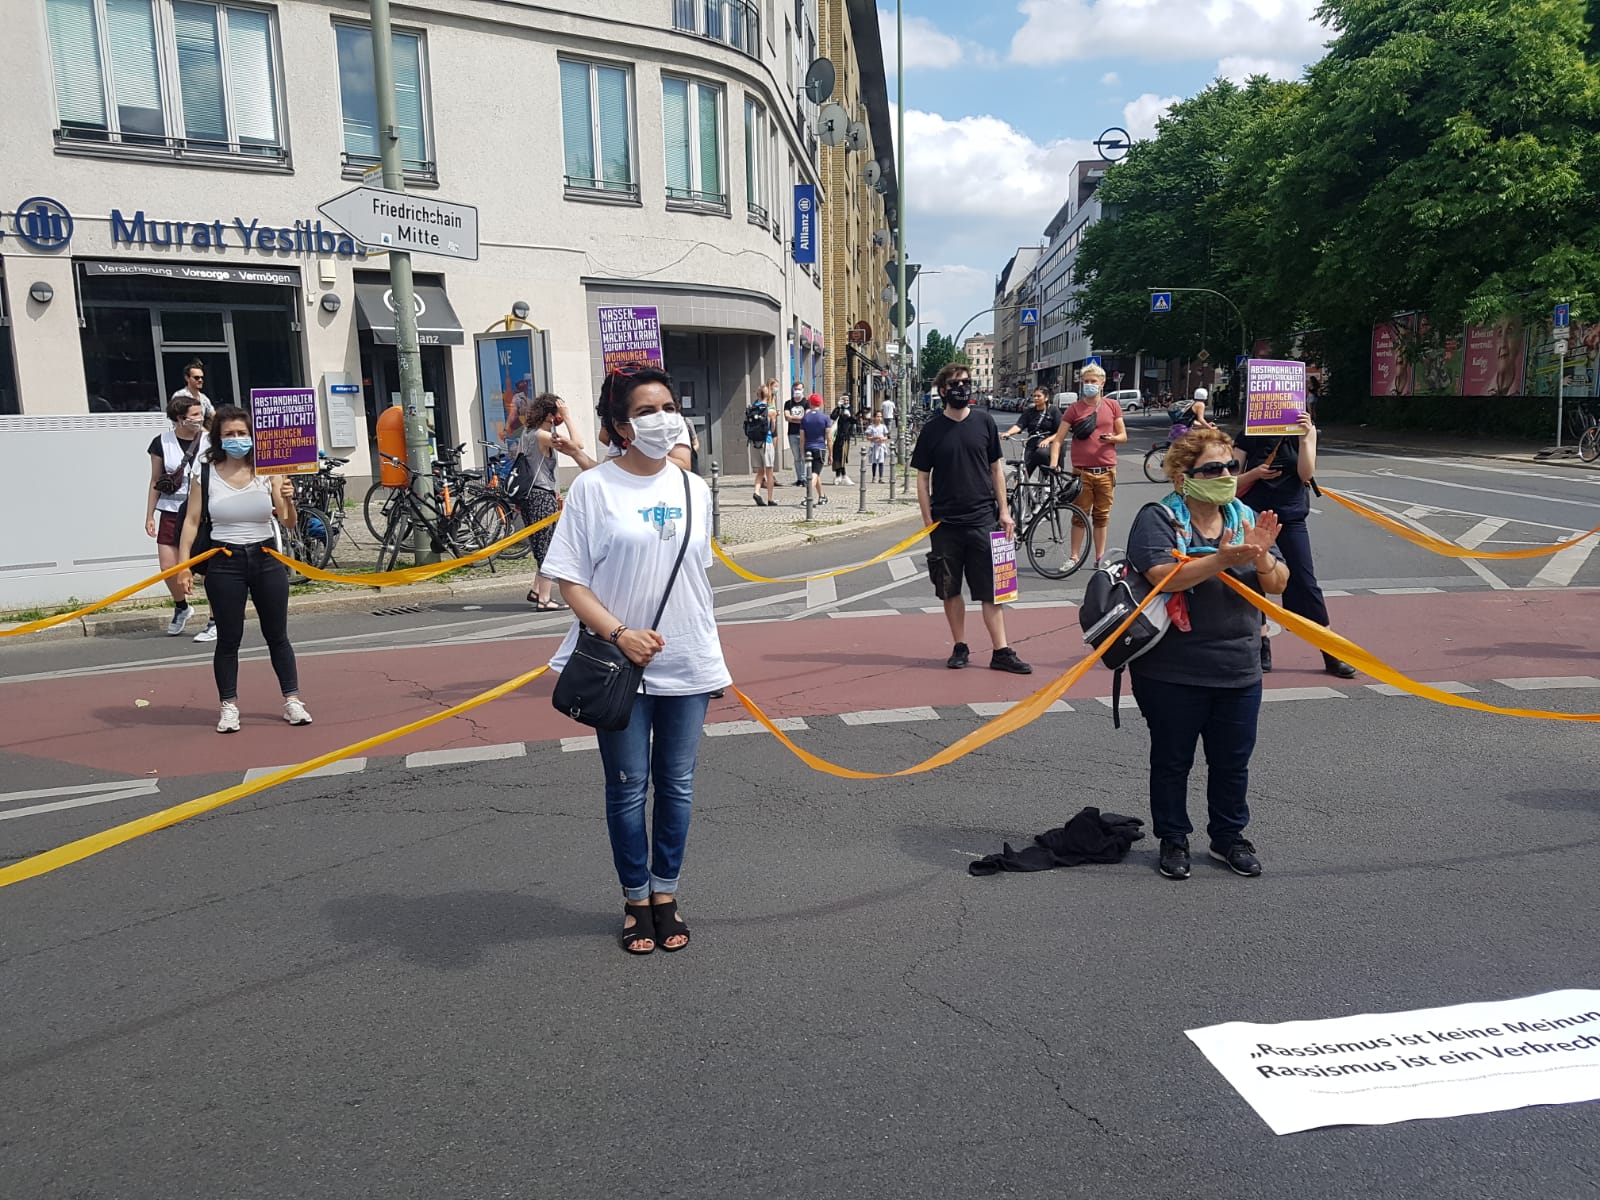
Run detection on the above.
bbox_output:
[551,469,694,732]
[190,462,217,576]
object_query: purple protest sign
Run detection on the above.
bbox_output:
[597,306,664,372]
[1244,359,1308,437]
[249,387,319,475]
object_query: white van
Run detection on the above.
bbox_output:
[1107,388,1144,410]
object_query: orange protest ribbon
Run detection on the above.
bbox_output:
[1215,573,1600,722]
[712,523,938,584]
[732,561,1183,777]
[0,666,551,890]
[1320,486,1600,560]
[265,511,560,587]
[0,548,228,638]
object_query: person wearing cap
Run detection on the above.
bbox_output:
[1173,386,1215,430]
[800,394,831,506]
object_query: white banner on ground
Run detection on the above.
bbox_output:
[1187,989,1600,1135]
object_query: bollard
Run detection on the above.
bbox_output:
[710,459,722,542]
[887,420,896,501]
[858,441,869,514]
[802,450,814,523]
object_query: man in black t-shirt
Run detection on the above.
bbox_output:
[1001,387,1062,477]
[1235,418,1354,679]
[912,364,1032,675]
[783,387,808,486]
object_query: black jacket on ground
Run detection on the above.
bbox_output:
[968,807,1145,876]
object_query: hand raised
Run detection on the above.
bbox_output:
[1243,510,1282,556]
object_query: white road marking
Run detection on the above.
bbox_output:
[1366,682,1478,696]
[1527,535,1599,590]
[705,718,809,737]
[1495,676,1600,691]
[405,744,527,769]
[242,759,367,783]
[1402,505,1437,519]
[1339,490,1511,591]
[1456,517,1508,551]
[826,609,901,619]
[1007,600,1078,610]
[0,779,161,822]
[1328,448,1600,487]
[1322,589,1354,597]
[560,736,599,753]
[839,706,940,725]
[1371,469,1600,511]
[1374,587,1445,595]
[805,575,838,609]
[1260,687,1348,702]
[790,572,924,620]
[887,555,919,581]
[968,700,1072,716]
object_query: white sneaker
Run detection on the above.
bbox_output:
[193,620,217,643]
[283,697,313,726]
[216,701,241,734]
[167,606,191,636]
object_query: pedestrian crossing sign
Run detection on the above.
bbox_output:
[1020,307,1039,326]
[1151,291,1173,314]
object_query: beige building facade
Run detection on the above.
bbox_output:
[962,333,994,395]
[0,0,853,480]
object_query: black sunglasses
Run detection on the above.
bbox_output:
[1185,460,1244,479]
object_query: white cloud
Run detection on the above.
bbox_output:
[878,9,994,70]
[1100,71,1120,86]
[1009,0,1330,65]
[1122,93,1180,142]
[1217,54,1305,83]
[902,109,1095,219]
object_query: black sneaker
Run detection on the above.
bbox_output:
[989,647,1033,675]
[946,643,971,669]
[1158,837,1191,880]
[1323,654,1357,679]
[1260,638,1273,673]
[1209,837,1263,877]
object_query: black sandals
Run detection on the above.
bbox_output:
[620,903,656,955]
[651,898,691,952]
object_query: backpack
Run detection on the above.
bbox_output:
[1079,497,1256,727]
[743,403,770,445]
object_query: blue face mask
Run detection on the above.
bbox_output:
[1081,383,1102,399]
[221,436,253,459]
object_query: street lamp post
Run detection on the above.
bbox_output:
[895,0,908,501]
[1149,286,1248,368]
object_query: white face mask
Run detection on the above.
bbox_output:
[626,410,684,460]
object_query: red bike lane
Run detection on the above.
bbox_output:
[2,589,1595,780]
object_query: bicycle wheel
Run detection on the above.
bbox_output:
[467,494,531,560]
[443,502,497,570]
[1143,444,1168,484]
[377,503,417,572]
[1580,427,1600,464]
[364,480,401,540]
[1021,501,1093,580]
[294,505,337,571]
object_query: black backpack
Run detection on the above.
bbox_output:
[743,404,770,445]
[1078,507,1177,728]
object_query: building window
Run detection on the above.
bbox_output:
[744,98,770,225]
[663,77,726,212]
[45,0,285,164]
[335,23,434,181]
[559,59,637,201]
[671,0,760,59]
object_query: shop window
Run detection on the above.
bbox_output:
[44,0,286,164]
[559,59,637,202]
[336,23,434,181]
[663,76,726,213]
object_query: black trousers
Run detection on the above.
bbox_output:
[1270,513,1330,626]
[203,543,298,701]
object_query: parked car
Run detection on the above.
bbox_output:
[1107,388,1145,411]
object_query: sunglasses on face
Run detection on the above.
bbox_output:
[608,361,649,378]
[1185,460,1244,479]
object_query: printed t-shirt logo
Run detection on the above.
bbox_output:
[639,502,684,539]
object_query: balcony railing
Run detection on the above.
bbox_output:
[672,0,761,60]
[666,186,730,214]
[565,176,642,203]
[55,124,288,167]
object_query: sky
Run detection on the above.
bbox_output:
[882,0,1337,345]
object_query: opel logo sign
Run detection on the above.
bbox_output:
[11,196,74,251]
[382,288,427,319]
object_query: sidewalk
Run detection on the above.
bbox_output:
[3,467,926,642]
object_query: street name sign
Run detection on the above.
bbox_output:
[1019,307,1039,326]
[1151,291,1172,313]
[318,187,479,261]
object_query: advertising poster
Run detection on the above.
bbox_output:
[597,306,664,373]
[1414,317,1466,396]
[475,330,534,450]
[1187,989,1600,1136]
[1244,359,1307,436]
[249,387,319,475]
[991,532,1018,604]
[1461,319,1522,397]
[1528,319,1600,399]
[1369,317,1414,396]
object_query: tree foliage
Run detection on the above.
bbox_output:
[1072,0,1600,401]
[919,329,962,384]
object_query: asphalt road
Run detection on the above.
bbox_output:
[4,419,1600,1198]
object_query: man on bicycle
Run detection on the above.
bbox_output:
[1001,387,1061,479]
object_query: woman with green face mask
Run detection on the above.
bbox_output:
[1123,428,1289,883]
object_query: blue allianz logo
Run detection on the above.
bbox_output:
[11,197,74,251]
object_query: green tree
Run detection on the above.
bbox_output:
[919,329,960,384]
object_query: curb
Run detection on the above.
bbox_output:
[716,503,923,558]
[1322,432,1592,470]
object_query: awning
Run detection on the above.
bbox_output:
[354,281,464,346]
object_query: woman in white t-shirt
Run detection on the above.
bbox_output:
[542,365,731,956]
[177,405,313,734]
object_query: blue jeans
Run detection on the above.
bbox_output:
[1130,675,1261,846]
[595,692,712,902]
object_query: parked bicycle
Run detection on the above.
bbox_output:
[374,453,498,573]
[1565,401,1598,462]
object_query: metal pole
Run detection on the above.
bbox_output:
[895,0,908,503]
[371,0,435,563]
[1557,351,1567,449]
[710,459,722,540]
[858,441,868,513]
